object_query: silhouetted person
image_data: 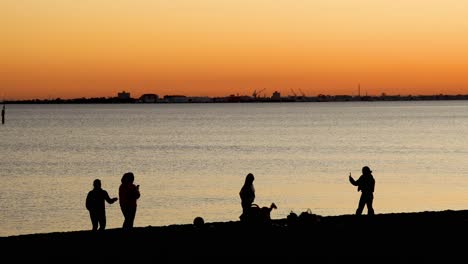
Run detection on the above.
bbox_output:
[349,166,375,215]
[86,179,118,231]
[239,173,255,220]
[119,172,140,229]
[1,104,5,125]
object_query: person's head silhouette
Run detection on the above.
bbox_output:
[121,172,135,184]
[362,166,372,175]
[245,173,255,185]
[93,179,101,189]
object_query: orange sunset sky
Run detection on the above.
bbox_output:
[1,0,468,100]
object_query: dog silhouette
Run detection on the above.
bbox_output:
[241,203,277,224]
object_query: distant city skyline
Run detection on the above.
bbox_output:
[6,90,468,104]
[2,0,468,100]
[5,88,468,102]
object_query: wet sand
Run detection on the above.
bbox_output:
[2,210,468,262]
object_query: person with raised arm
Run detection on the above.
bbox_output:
[349,166,375,215]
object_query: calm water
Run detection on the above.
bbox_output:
[1,101,468,237]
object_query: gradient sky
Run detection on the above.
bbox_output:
[1,0,468,100]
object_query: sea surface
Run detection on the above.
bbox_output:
[1,101,468,237]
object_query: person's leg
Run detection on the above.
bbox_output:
[240,204,251,221]
[121,207,129,229]
[98,211,106,230]
[127,207,136,228]
[90,211,98,231]
[366,194,374,215]
[356,194,366,215]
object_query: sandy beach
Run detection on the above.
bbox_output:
[2,209,468,262]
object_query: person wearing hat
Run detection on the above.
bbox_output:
[349,166,375,215]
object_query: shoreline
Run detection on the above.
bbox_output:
[3,209,468,261]
[4,95,468,104]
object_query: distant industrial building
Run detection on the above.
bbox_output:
[187,97,212,103]
[164,95,188,103]
[118,91,131,100]
[139,94,159,103]
[271,91,281,101]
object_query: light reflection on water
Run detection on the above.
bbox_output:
[1,101,468,236]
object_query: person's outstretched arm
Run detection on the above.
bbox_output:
[104,190,118,204]
[349,173,358,186]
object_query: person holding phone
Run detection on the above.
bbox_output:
[119,172,141,229]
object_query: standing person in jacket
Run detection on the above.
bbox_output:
[349,166,375,215]
[119,172,140,229]
[86,179,118,231]
[239,173,255,220]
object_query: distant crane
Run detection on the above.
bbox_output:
[290,88,297,97]
[298,88,306,97]
[252,88,266,99]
